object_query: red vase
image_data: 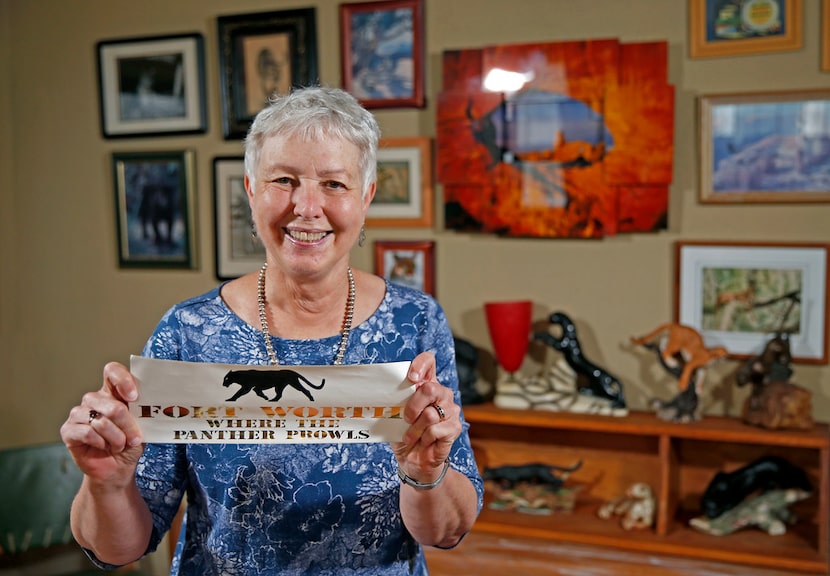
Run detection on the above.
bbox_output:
[484,300,532,373]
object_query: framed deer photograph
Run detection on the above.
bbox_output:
[674,241,829,363]
[112,150,197,269]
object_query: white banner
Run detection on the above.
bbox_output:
[129,356,414,444]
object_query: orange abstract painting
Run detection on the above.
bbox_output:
[437,39,674,238]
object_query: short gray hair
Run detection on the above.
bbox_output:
[244,86,381,197]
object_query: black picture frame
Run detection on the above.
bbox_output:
[97,33,207,138]
[213,156,265,280]
[217,8,319,140]
[112,150,197,269]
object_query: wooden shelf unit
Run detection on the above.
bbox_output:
[463,403,830,574]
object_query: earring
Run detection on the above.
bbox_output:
[358,225,366,247]
[251,223,258,240]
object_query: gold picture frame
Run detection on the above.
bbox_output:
[366,137,433,228]
[689,0,802,58]
[823,0,830,71]
[698,89,830,204]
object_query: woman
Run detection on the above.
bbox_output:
[60,86,483,575]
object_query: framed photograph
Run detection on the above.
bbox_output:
[823,0,830,71]
[112,151,196,269]
[675,241,829,363]
[374,240,435,296]
[218,8,318,140]
[97,34,206,138]
[213,156,265,280]
[340,0,425,109]
[688,0,802,58]
[366,137,433,228]
[698,89,830,204]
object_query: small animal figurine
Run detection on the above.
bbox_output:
[454,336,488,405]
[735,331,812,430]
[534,312,626,408]
[631,322,728,422]
[690,488,811,536]
[631,323,728,393]
[735,332,793,394]
[483,460,583,490]
[597,482,656,531]
[700,455,812,519]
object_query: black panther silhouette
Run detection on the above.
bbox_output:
[700,455,812,519]
[138,183,177,246]
[483,460,583,490]
[222,369,326,402]
[534,311,626,408]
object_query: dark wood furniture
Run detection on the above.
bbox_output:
[458,403,829,574]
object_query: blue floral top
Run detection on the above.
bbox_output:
[106,281,482,576]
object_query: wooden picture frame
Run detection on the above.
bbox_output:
[688,0,802,58]
[374,240,435,296]
[823,0,830,71]
[340,0,425,109]
[674,240,829,363]
[698,89,830,204]
[97,34,207,138]
[366,137,433,228]
[112,150,196,269]
[217,8,318,140]
[213,156,264,280]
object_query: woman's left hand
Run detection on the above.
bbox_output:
[391,351,461,484]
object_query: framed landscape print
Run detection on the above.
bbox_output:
[213,156,264,280]
[218,8,318,139]
[698,89,830,203]
[366,137,433,228]
[688,0,802,58]
[340,0,425,109]
[112,150,197,269]
[675,241,828,363]
[97,34,207,138]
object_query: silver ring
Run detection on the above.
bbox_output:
[430,403,445,421]
[88,410,100,424]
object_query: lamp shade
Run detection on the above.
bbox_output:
[484,300,532,373]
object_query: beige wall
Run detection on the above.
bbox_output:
[1,0,828,449]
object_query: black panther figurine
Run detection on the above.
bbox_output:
[534,312,626,408]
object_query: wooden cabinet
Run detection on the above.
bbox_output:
[462,403,829,574]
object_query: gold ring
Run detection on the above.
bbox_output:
[430,403,445,421]
[88,410,99,424]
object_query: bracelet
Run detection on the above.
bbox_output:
[397,459,451,491]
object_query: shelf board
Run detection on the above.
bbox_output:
[463,403,830,449]
[475,505,827,573]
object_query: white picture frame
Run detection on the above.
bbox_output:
[675,241,828,363]
[213,157,264,280]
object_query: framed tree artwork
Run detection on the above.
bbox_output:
[97,34,207,138]
[675,240,829,363]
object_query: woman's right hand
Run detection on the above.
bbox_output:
[60,362,145,486]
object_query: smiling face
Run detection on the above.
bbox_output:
[247,133,375,280]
